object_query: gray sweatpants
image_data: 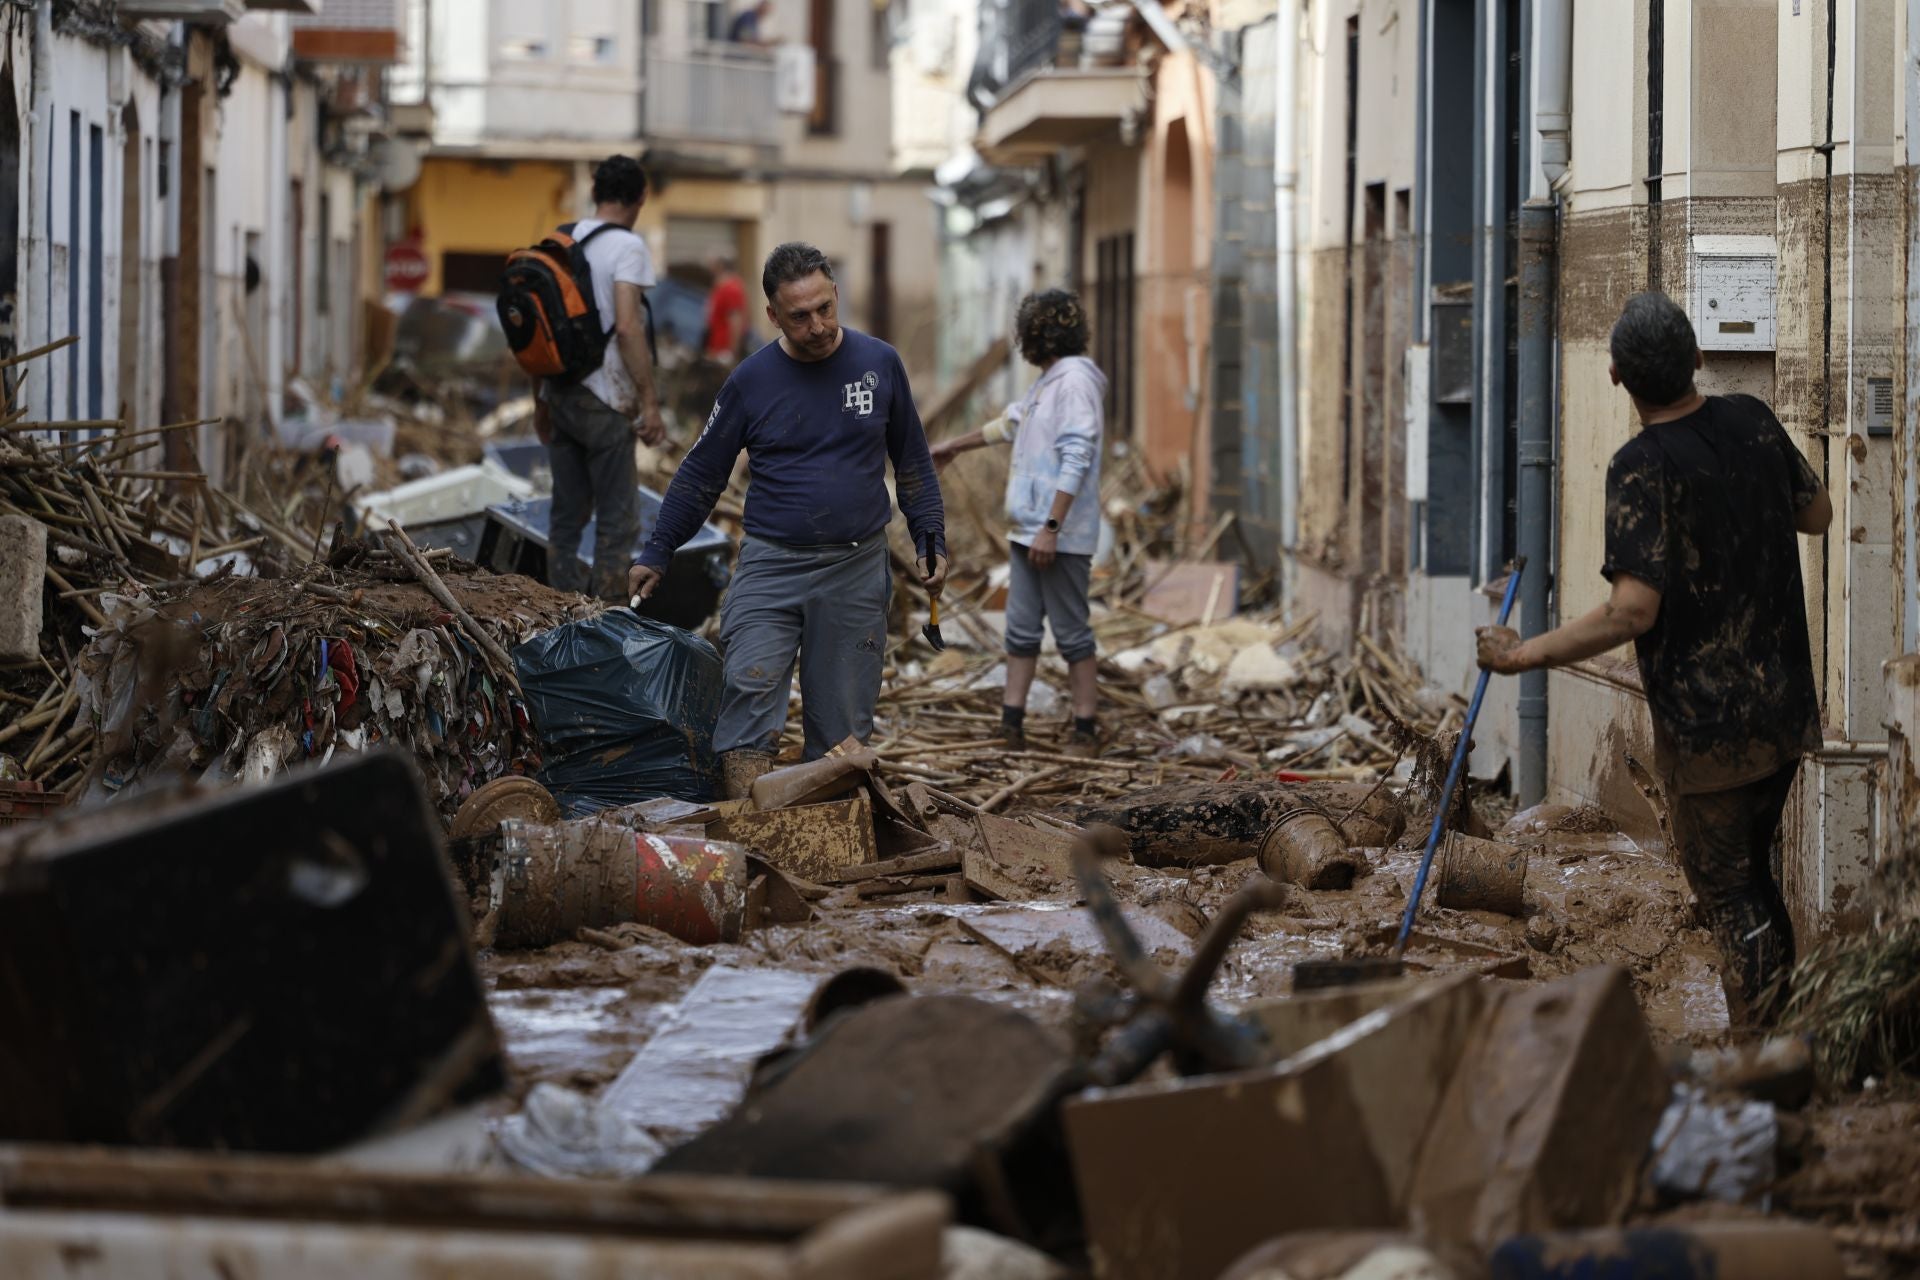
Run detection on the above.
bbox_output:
[1005,539,1095,663]
[716,535,892,760]
[546,381,638,602]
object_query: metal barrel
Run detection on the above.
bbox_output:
[1259,807,1368,890]
[1435,832,1528,916]
[490,819,748,948]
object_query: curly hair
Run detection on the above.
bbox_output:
[1015,289,1090,365]
[591,155,648,207]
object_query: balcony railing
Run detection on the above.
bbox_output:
[1005,0,1063,86]
[968,0,1062,109]
[643,49,780,147]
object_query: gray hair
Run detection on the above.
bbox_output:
[761,242,834,301]
[1610,291,1698,406]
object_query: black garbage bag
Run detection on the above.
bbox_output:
[514,610,723,815]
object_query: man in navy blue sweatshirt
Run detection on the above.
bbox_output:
[629,242,948,796]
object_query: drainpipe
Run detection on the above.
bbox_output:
[1513,0,1572,808]
[1515,202,1554,808]
[1904,0,1920,654]
[1274,0,1300,565]
[22,0,53,413]
[1535,0,1571,186]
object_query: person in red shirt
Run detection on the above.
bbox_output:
[705,254,750,363]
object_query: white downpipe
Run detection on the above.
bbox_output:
[1534,0,1573,187]
[1274,0,1300,557]
[265,73,288,429]
[23,1,54,414]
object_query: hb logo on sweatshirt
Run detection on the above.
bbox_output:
[843,372,877,418]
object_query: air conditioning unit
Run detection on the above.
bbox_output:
[775,43,818,114]
[116,0,247,22]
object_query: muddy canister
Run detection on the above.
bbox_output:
[490,819,747,948]
[1435,831,1528,916]
[1259,807,1369,890]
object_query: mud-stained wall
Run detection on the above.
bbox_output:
[1555,205,1645,629]
[1290,0,1418,597]
[1297,245,1349,569]
[1834,172,1903,741]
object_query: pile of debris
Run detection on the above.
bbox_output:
[0,337,333,803]
[853,608,1459,821]
[79,539,593,816]
[0,338,613,820]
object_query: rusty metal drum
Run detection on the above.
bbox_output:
[490,819,748,948]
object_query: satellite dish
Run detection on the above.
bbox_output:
[372,138,424,192]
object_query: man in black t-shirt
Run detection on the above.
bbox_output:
[1477,291,1832,1027]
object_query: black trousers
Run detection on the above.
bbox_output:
[546,382,638,603]
[1670,760,1800,1027]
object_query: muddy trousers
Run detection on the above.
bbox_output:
[1670,760,1801,1027]
[546,382,639,602]
[714,536,891,761]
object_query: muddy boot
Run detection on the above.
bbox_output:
[1000,706,1028,753]
[720,749,775,801]
[1062,719,1101,759]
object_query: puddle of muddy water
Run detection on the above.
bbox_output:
[1641,950,1730,1044]
[489,985,668,1087]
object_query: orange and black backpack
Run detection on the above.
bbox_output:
[498,222,617,384]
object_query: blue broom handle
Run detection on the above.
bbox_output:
[1393,559,1526,956]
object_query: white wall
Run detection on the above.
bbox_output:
[891,0,978,173]
[36,37,166,433]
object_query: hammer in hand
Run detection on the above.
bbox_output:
[918,532,947,652]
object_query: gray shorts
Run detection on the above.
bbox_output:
[715,535,892,759]
[1005,539,1095,663]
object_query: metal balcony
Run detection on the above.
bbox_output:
[1004,0,1063,86]
[642,50,781,149]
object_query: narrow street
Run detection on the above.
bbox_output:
[1,0,1918,1277]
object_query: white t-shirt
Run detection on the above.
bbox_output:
[571,218,656,415]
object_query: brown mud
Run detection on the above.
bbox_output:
[472,772,1920,1275]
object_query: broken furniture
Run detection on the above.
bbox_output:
[1062,965,1668,1280]
[0,1144,948,1279]
[354,452,537,563]
[0,751,504,1153]
[481,489,733,629]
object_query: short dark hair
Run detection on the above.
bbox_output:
[591,155,648,207]
[1610,291,1697,406]
[1015,288,1090,365]
[762,242,834,300]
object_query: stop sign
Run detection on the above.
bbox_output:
[384,242,429,293]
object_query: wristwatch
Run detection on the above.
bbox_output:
[1045,518,1061,532]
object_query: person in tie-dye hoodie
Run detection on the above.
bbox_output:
[933,289,1108,756]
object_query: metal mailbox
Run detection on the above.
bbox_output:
[1691,235,1776,353]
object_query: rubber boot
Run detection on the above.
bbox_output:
[721,749,775,801]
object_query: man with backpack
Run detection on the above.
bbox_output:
[506,155,664,601]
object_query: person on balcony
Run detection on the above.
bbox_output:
[931,289,1107,758]
[728,0,775,47]
[1477,290,1831,1030]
